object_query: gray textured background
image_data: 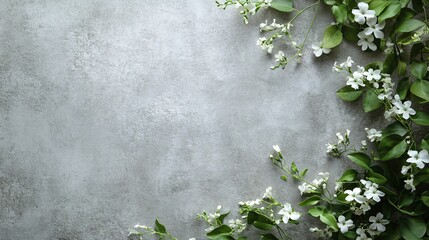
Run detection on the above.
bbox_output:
[0,1,383,239]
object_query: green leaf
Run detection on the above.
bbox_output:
[308,206,325,217]
[270,0,294,12]
[379,3,402,21]
[253,221,274,230]
[412,0,424,12]
[320,211,339,231]
[397,8,417,22]
[338,169,358,182]
[322,25,343,49]
[219,211,230,223]
[397,77,411,99]
[347,152,371,170]
[207,225,232,238]
[247,211,273,226]
[342,25,360,42]
[382,121,408,139]
[397,60,407,76]
[378,135,408,160]
[363,90,383,113]
[370,0,389,15]
[299,196,320,206]
[383,52,398,74]
[400,217,427,240]
[368,171,388,184]
[395,19,426,33]
[399,191,415,208]
[421,134,429,151]
[421,191,429,207]
[411,61,427,79]
[336,86,363,102]
[155,218,167,234]
[410,43,424,61]
[332,5,347,23]
[411,110,429,126]
[410,79,429,101]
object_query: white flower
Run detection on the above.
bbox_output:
[369,213,389,232]
[401,165,412,175]
[273,145,281,153]
[358,31,377,51]
[364,185,385,202]
[260,19,283,32]
[361,140,367,146]
[352,2,376,24]
[363,68,382,81]
[364,17,385,39]
[318,172,330,180]
[337,215,354,233]
[311,42,331,57]
[298,182,316,195]
[406,150,429,169]
[278,203,300,223]
[356,228,371,240]
[404,177,416,192]
[134,224,147,229]
[326,143,337,153]
[365,128,382,142]
[345,187,366,203]
[274,51,285,62]
[189,238,196,240]
[346,71,365,90]
[263,187,272,199]
[342,57,355,68]
[394,98,416,120]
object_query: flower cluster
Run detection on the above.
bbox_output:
[345,179,385,216]
[352,2,385,51]
[216,0,272,24]
[326,129,350,157]
[334,57,417,121]
[298,172,329,195]
[401,149,429,192]
[365,128,382,142]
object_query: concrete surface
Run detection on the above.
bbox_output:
[0,1,384,239]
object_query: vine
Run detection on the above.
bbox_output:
[129,0,429,239]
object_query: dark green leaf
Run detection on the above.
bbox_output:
[270,0,294,12]
[395,19,426,33]
[336,86,363,102]
[411,110,429,126]
[382,121,408,139]
[378,135,408,160]
[155,218,167,234]
[207,225,232,237]
[397,77,411,99]
[421,134,429,151]
[397,61,407,76]
[396,8,417,22]
[342,25,360,42]
[322,25,343,49]
[399,191,415,208]
[368,171,387,184]
[412,0,424,12]
[261,234,280,240]
[347,152,371,170]
[363,90,383,113]
[383,52,398,74]
[400,217,427,240]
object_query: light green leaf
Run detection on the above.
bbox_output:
[379,3,401,21]
[411,61,427,79]
[338,169,358,182]
[336,86,363,102]
[332,5,347,23]
[410,79,429,101]
[363,90,383,112]
[395,19,426,33]
[411,110,429,126]
[270,0,294,12]
[347,152,371,170]
[299,196,320,206]
[421,134,429,151]
[322,25,343,49]
[368,171,387,184]
[320,211,339,231]
[308,206,325,217]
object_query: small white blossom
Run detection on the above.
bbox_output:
[369,213,389,232]
[356,228,371,240]
[263,187,272,199]
[345,187,366,203]
[363,68,382,81]
[365,128,382,142]
[273,145,281,153]
[298,182,316,195]
[311,42,331,57]
[401,165,412,175]
[364,17,385,39]
[274,51,285,62]
[406,150,429,169]
[278,203,300,223]
[358,31,377,51]
[404,177,416,192]
[347,71,365,89]
[393,95,416,119]
[352,2,376,24]
[337,215,354,233]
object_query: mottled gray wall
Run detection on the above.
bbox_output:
[0,1,383,239]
